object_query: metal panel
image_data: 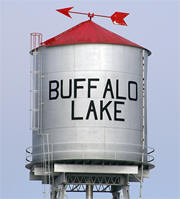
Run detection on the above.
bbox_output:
[54,164,138,174]
[32,43,148,164]
[33,165,138,175]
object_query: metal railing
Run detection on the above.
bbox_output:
[25,144,155,164]
[26,146,32,162]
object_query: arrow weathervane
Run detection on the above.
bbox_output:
[56,7,129,26]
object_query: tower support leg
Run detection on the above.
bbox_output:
[122,186,130,199]
[50,185,66,199]
[111,185,121,199]
[112,192,120,199]
[86,184,93,199]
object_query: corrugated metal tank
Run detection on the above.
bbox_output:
[31,20,150,166]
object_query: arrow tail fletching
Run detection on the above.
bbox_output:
[56,7,74,18]
[111,12,129,26]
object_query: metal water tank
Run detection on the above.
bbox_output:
[30,20,152,168]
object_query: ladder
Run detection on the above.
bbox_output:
[30,32,54,198]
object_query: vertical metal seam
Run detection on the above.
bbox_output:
[139,49,145,199]
[29,46,32,132]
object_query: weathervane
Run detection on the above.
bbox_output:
[56,7,129,26]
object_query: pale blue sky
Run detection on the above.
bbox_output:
[0,0,179,199]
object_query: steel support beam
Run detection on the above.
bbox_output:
[86,184,93,199]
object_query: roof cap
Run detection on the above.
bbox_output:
[42,20,151,55]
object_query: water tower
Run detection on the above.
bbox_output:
[26,7,154,199]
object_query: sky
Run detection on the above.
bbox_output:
[0,0,180,199]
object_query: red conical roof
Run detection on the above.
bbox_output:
[42,20,149,53]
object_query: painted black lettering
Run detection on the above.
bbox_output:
[60,79,72,98]
[114,101,125,121]
[103,79,114,99]
[116,80,126,100]
[71,101,83,120]
[74,78,86,98]
[49,80,59,100]
[128,81,138,101]
[86,100,98,120]
[100,100,112,120]
[88,78,99,98]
